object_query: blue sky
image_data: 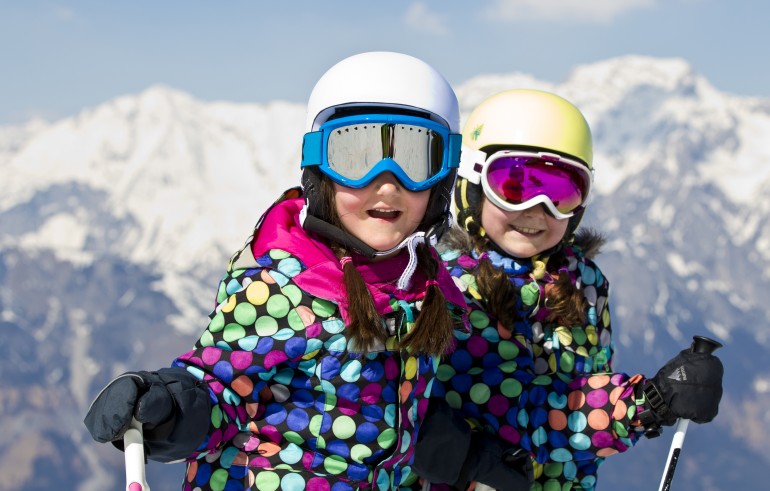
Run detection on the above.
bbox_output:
[1,0,767,125]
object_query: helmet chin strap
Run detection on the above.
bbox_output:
[369,212,451,290]
[301,205,450,291]
[301,212,379,259]
[373,231,428,292]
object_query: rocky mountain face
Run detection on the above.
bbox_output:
[2,56,769,490]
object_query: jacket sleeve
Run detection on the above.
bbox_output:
[517,372,646,465]
[170,265,335,460]
[537,259,614,378]
[583,259,613,373]
[532,457,603,491]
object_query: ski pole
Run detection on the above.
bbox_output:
[657,335,722,491]
[124,417,150,491]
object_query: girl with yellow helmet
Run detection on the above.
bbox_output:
[415,89,723,491]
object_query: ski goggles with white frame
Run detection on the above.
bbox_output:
[459,148,594,220]
[301,114,462,192]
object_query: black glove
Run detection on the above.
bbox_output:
[413,398,532,491]
[413,398,472,485]
[645,349,723,425]
[455,432,533,491]
[84,367,210,462]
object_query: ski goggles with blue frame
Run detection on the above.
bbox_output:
[301,114,462,192]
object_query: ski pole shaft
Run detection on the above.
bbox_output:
[124,417,150,491]
[657,335,722,491]
[658,419,689,491]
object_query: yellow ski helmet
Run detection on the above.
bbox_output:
[455,89,594,241]
[462,89,592,166]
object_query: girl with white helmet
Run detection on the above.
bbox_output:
[418,89,723,490]
[84,52,500,490]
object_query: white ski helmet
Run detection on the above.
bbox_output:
[305,51,460,133]
[301,51,461,259]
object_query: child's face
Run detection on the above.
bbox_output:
[334,172,430,257]
[481,198,569,258]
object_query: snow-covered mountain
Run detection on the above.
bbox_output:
[1,86,306,335]
[2,56,769,490]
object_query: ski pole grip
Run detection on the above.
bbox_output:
[690,335,722,354]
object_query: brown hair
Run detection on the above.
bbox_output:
[319,178,456,356]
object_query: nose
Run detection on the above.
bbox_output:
[372,171,402,193]
[521,204,547,217]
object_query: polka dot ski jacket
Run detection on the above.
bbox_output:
[171,189,469,491]
[433,236,646,491]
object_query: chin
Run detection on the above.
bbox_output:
[372,242,400,252]
[369,237,405,252]
[500,244,537,258]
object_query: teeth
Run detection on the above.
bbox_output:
[512,225,540,234]
[369,209,400,218]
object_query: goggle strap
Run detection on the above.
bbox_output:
[300,131,324,168]
[458,146,486,184]
[447,134,463,169]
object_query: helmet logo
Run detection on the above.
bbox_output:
[471,124,483,141]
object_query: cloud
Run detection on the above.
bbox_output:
[404,2,449,36]
[482,0,658,24]
[52,5,80,23]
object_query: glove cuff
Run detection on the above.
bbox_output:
[642,380,670,418]
[636,380,674,438]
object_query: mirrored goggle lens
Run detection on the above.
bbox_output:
[485,156,587,214]
[326,122,444,182]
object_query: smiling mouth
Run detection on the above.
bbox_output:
[368,209,402,220]
[510,224,542,236]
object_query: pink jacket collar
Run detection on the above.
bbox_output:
[246,195,466,323]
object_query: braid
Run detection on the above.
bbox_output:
[543,258,588,327]
[341,257,388,353]
[475,256,521,332]
[442,227,520,332]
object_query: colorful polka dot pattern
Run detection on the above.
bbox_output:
[173,242,443,491]
[436,246,642,491]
